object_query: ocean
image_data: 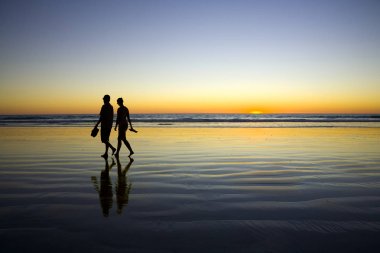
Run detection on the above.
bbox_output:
[1,114,380,252]
[1,113,380,128]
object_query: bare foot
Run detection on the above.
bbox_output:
[128,151,134,157]
[101,153,108,159]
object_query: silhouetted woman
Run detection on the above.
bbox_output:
[114,97,137,157]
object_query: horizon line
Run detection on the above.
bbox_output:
[1,112,380,116]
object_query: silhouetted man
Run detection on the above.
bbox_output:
[95,95,116,158]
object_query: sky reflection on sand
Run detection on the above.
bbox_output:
[0,127,380,252]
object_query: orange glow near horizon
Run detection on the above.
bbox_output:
[0,94,379,115]
[1,79,379,115]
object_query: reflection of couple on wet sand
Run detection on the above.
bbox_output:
[91,157,134,217]
[94,95,137,158]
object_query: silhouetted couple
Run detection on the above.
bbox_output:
[94,95,137,158]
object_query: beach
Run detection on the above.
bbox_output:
[1,126,380,252]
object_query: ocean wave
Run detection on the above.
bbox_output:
[1,114,380,127]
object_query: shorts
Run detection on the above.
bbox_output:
[101,126,112,143]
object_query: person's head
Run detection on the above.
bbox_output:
[103,95,110,103]
[117,97,123,106]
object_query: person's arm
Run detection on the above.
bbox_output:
[95,118,101,128]
[114,108,119,131]
[95,107,103,128]
[126,108,137,132]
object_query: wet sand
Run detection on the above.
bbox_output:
[0,127,380,252]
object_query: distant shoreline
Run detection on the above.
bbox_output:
[0,113,380,128]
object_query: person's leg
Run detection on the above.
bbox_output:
[116,127,127,156]
[101,127,113,157]
[122,138,134,156]
[101,144,108,158]
[115,139,122,157]
[107,142,116,155]
[115,127,122,157]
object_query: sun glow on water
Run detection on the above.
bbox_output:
[250,111,263,114]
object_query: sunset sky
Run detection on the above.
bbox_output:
[1,0,379,114]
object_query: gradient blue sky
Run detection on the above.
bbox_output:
[1,0,380,114]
